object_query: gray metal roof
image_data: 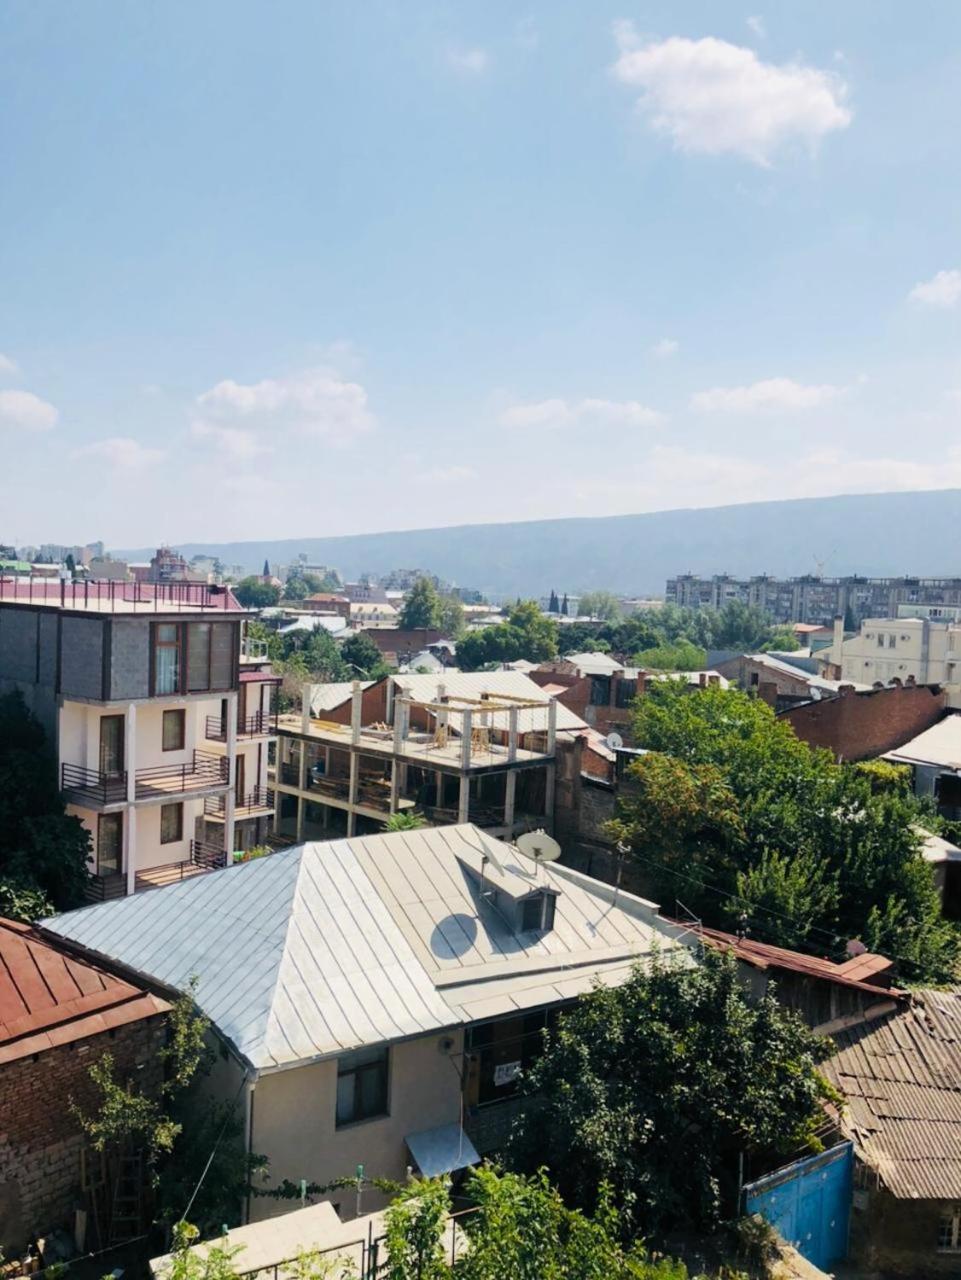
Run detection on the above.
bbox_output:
[389,671,587,734]
[886,713,961,771]
[43,824,687,1075]
[824,989,961,1199]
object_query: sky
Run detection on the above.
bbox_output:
[2,1,961,549]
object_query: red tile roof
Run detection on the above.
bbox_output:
[0,918,169,1065]
[689,924,906,998]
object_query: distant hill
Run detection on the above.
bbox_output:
[117,489,961,597]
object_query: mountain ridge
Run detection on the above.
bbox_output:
[116,488,961,597]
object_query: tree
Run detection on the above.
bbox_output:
[577,591,622,623]
[631,641,707,671]
[759,627,800,653]
[234,577,281,608]
[437,595,465,639]
[709,602,773,651]
[0,691,91,915]
[508,950,833,1239]
[283,570,339,602]
[625,681,960,980]
[456,602,558,671]
[341,632,390,680]
[560,594,569,616]
[548,589,559,614]
[399,577,442,630]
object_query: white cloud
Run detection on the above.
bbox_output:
[72,437,166,469]
[191,420,270,461]
[909,269,961,309]
[447,47,489,75]
[0,353,19,376]
[650,337,679,359]
[746,15,766,38]
[0,389,58,431]
[690,376,843,412]
[611,28,851,164]
[499,397,664,429]
[196,366,375,441]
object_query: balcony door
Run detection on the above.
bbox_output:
[97,812,123,876]
[235,754,246,805]
[99,715,125,778]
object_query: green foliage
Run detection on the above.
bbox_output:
[0,876,53,923]
[854,759,912,796]
[507,950,833,1239]
[163,979,214,1094]
[632,641,708,672]
[233,577,281,608]
[625,682,960,980]
[283,570,341,601]
[384,810,428,831]
[457,602,559,671]
[340,631,391,679]
[438,595,466,639]
[759,628,800,653]
[577,591,623,622]
[158,1222,246,1280]
[0,690,91,913]
[558,601,794,663]
[73,1051,181,1157]
[400,577,443,630]
[385,1178,450,1280]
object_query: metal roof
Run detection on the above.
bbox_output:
[823,989,961,1199]
[0,918,168,1064]
[389,671,587,734]
[563,652,626,676]
[43,824,687,1075]
[886,714,961,771]
[309,680,373,715]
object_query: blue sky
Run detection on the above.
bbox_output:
[2,1,960,549]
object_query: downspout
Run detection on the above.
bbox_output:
[244,1075,257,1225]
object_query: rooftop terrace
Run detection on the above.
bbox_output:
[0,576,246,614]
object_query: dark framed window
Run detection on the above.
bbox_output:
[97,812,123,875]
[160,802,184,845]
[153,623,181,695]
[336,1046,389,1126]
[520,892,556,933]
[162,709,185,751]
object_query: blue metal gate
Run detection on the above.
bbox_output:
[743,1142,853,1271]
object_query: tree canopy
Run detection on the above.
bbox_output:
[340,631,391,680]
[0,691,91,917]
[508,950,833,1240]
[577,591,622,622]
[282,569,341,601]
[234,577,281,608]
[611,681,959,980]
[457,601,559,671]
[556,601,794,662]
[399,576,443,630]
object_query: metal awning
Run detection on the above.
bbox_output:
[406,1123,480,1179]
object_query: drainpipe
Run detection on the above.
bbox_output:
[243,1076,257,1225]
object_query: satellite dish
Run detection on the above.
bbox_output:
[516,830,562,865]
[606,731,624,750]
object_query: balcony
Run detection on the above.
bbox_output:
[135,840,229,891]
[204,786,275,821]
[62,763,127,808]
[205,711,278,742]
[134,750,228,800]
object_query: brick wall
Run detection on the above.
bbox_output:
[0,1015,167,1250]
[781,683,946,761]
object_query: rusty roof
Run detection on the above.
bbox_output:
[823,989,961,1199]
[0,918,169,1065]
[691,925,905,998]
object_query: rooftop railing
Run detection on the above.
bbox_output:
[205,711,278,741]
[0,576,242,612]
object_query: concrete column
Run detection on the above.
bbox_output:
[458,773,470,823]
[547,698,557,754]
[351,681,363,746]
[225,690,238,856]
[435,770,444,811]
[507,707,518,762]
[385,678,395,726]
[301,685,315,734]
[296,796,305,842]
[389,759,399,813]
[393,699,406,753]
[504,770,517,830]
[124,703,137,893]
[348,749,359,836]
[544,763,556,826]
[461,710,473,770]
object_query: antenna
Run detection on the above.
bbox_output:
[516,830,561,878]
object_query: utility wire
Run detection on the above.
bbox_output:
[179,1075,248,1226]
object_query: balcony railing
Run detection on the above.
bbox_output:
[134,840,229,892]
[204,787,275,819]
[84,871,127,902]
[134,750,228,800]
[205,711,278,742]
[62,763,127,807]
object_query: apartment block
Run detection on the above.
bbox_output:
[667,574,961,625]
[0,578,278,898]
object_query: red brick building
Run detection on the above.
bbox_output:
[0,919,169,1250]
[780,681,947,762]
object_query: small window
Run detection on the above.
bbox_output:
[938,1205,961,1252]
[160,802,184,845]
[162,709,185,751]
[876,633,885,648]
[888,634,896,649]
[520,893,556,932]
[154,623,181,695]
[336,1045,389,1126]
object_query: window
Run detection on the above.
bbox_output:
[876,633,885,648]
[336,1046,389,1126]
[154,623,181,695]
[520,892,556,933]
[162,709,185,751]
[160,802,184,845]
[888,634,896,649]
[938,1206,961,1252]
[97,813,123,875]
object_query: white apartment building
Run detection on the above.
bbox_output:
[0,577,278,899]
[818,613,961,705]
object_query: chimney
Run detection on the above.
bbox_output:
[833,613,845,650]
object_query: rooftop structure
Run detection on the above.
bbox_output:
[0,575,243,614]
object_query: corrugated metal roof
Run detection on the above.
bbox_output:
[824,989,961,1198]
[0,917,168,1064]
[43,824,687,1074]
[564,652,625,676]
[309,680,373,715]
[389,671,587,734]
[886,714,961,771]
